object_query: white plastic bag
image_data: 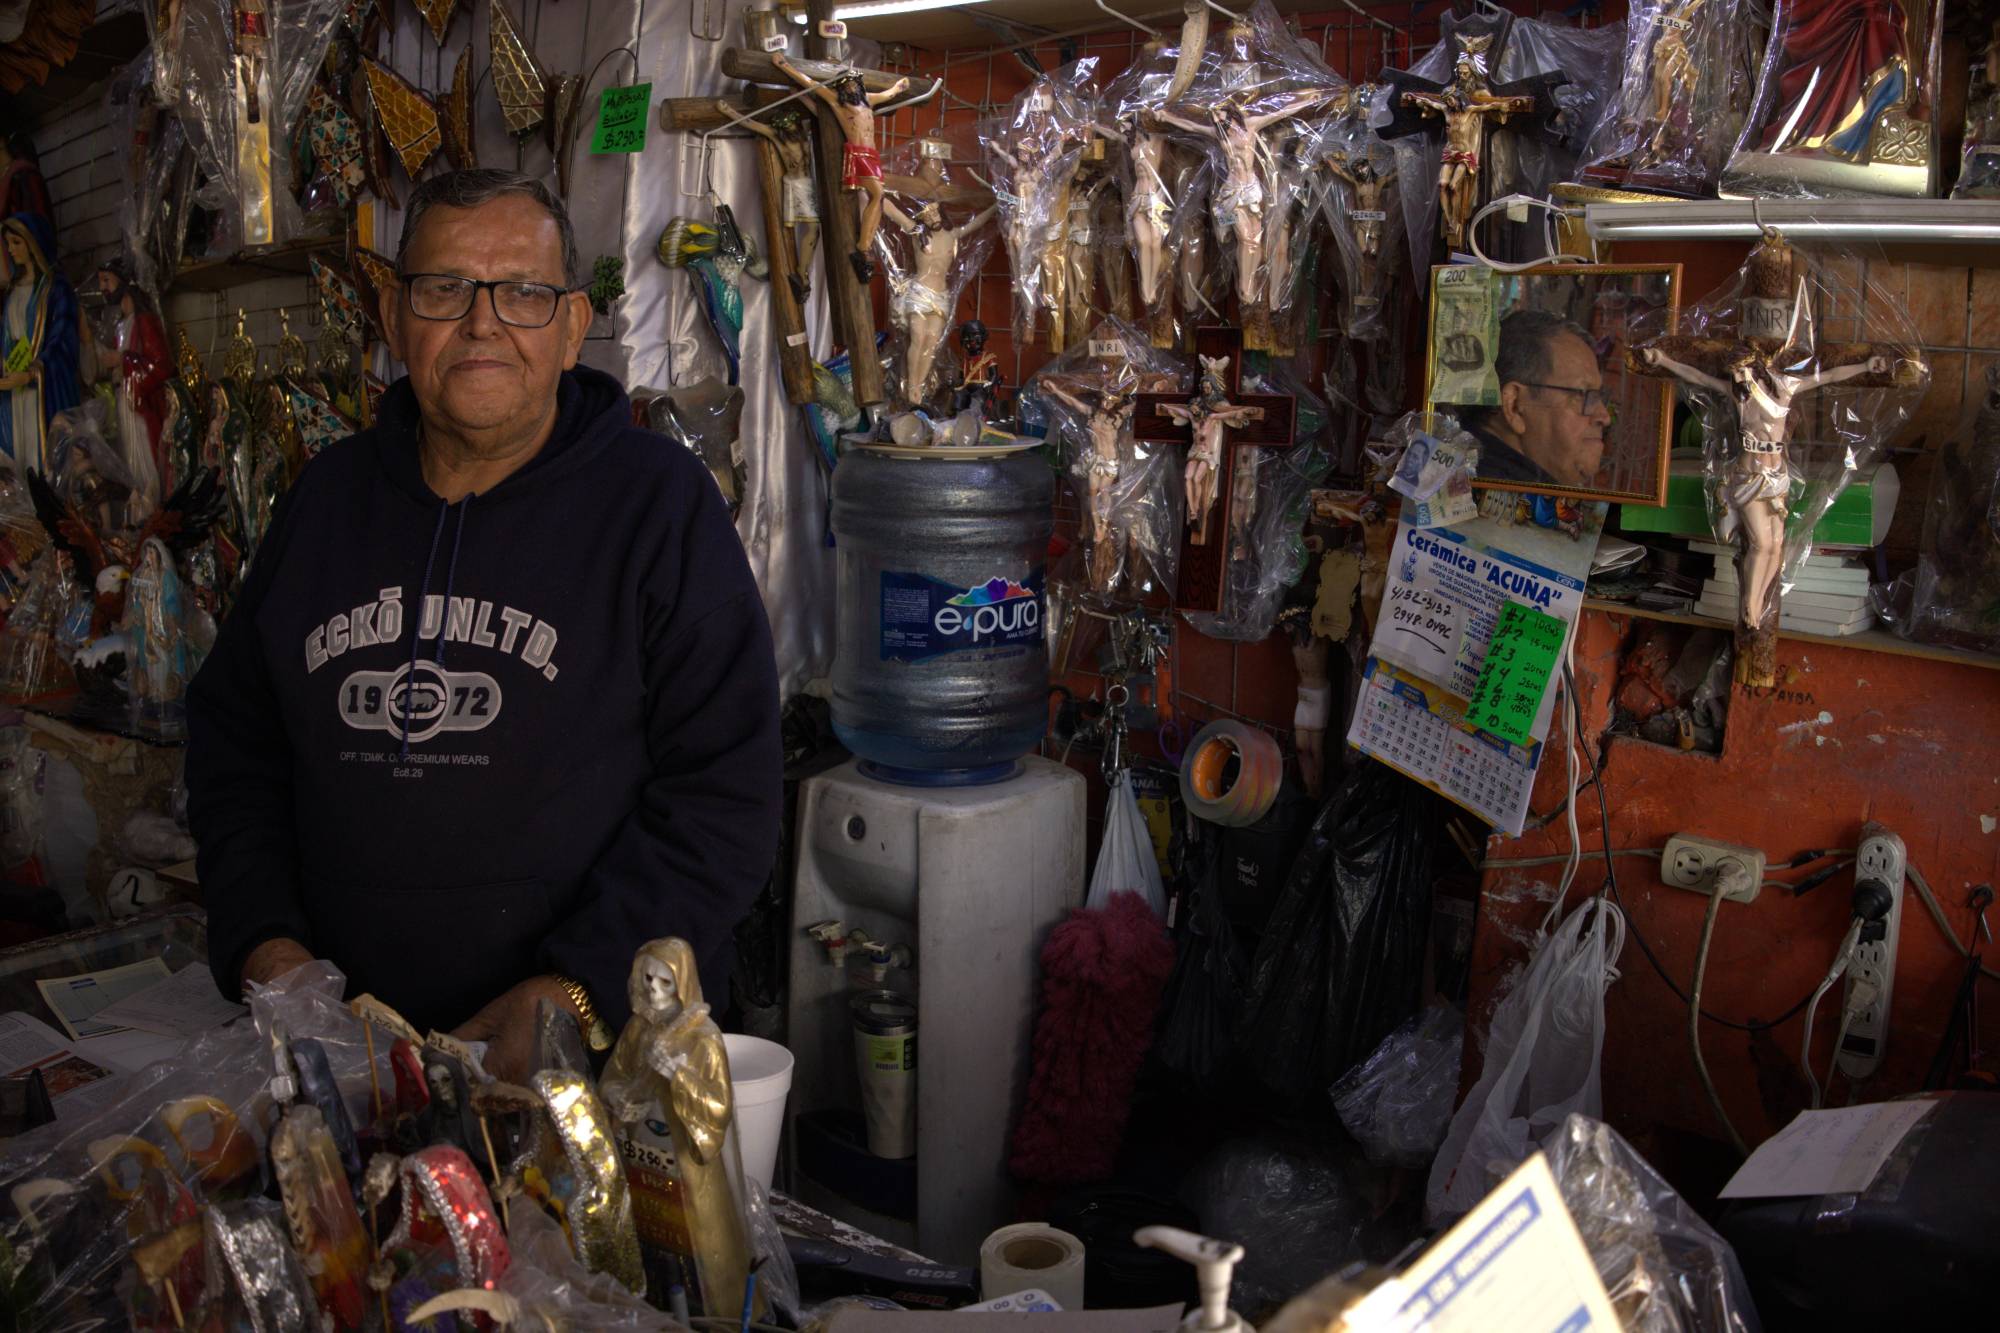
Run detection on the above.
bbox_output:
[1425,897,1623,1223]
[1085,769,1166,919]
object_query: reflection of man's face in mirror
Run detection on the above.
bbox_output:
[1477,311,1610,489]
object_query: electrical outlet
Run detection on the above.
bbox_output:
[1660,835,1765,902]
[1837,823,1905,1082]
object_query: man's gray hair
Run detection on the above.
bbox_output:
[395,169,579,288]
[1466,309,1594,430]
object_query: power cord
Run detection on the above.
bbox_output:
[1799,918,1863,1109]
[1560,664,1822,1034]
[1688,866,1749,1154]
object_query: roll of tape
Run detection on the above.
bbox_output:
[1179,718,1283,827]
[979,1222,1086,1311]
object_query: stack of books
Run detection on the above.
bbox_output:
[1691,540,1874,636]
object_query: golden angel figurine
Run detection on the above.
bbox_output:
[601,938,760,1318]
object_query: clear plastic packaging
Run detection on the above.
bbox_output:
[1154,0,1345,348]
[1329,1003,1464,1170]
[1187,1137,1383,1315]
[1312,87,1403,341]
[164,0,346,254]
[121,538,198,743]
[1579,0,1755,196]
[1541,1113,1763,1332]
[1183,358,1332,642]
[980,58,1101,347]
[1026,316,1188,607]
[1954,20,2000,199]
[1426,898,1623,1224]
[1884,362,2000,655]
[1104,41,1197,348]
[1625,232,1924,686]
[874,195,994,410]
[1723,0,1940,199]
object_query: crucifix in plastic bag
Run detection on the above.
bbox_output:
[1629,230,1920,687]
[1380,26,1561,253]
[1135,328,1295,614]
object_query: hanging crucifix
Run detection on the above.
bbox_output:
[1379,18,1562,254]
[1135,327,1296,613]
[1628,231,1914,688]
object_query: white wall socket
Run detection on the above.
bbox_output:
[1836,824,1906,1082]
[1660,835,1766,902]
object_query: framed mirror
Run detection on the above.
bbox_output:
[1425,262,1682,506]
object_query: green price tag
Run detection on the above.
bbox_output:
[1464,600,1565,746]
[590,82,652,154]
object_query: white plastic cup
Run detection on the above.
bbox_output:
[723,1033,794,1195]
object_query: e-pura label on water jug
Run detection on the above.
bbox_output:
[880,569,1045,663]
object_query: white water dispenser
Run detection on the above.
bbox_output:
[785,755,1084,1264]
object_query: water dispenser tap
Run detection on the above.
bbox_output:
[853,937,913,987]
[1134,1226,1248,1333]
[806,920,849,965]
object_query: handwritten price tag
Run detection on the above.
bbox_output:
[1464,600,1565,746]
[590,82,652,154]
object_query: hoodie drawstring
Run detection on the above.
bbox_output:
[399,494,473,760]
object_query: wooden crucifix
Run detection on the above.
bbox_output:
[1134,327,1297,614]
[1378,17,1562,254]
[1627,232,1917,689]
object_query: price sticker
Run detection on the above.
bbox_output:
[589,82,652,154]
[816,18,847,38]
[1463,600,1565,747]
[920,138,953,159]
[1352,208,1387,221]
[1028,90,1052,112]
[786,331,808,347]
[761,32,788,52]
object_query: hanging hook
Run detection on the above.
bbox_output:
[1093,0,1159,37]
[690,0,723,41]
[1199,0,1238,18]
[1750,196,1780,240]
[682,130,716,198]
[1335,0,1395,35]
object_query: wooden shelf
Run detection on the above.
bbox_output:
[1582,599,2000,674]
[169,235,343,294]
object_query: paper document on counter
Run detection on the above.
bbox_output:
[92,963,247,1038]
[1720,1100,1935,1199]
[34,957,170,1040]
[0,1012,123,1121]
[1343,1153,1618,1333]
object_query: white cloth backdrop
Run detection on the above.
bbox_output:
[369,0,840,699]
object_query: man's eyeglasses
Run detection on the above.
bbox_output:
[1522,382,1612,417]
[401,273,572,328]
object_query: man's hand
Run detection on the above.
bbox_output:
[241,937,316,991]
[452,975,581,1085]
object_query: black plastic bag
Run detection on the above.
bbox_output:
[1155,826,1246,1084]
[1236,765,1438,1100]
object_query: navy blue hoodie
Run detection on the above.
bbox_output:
[188,365,782,1033]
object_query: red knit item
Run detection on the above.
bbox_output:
[1009,891,1176,1184]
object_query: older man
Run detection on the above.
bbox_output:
[1468,309,1611,489]
[188,170,782,1082]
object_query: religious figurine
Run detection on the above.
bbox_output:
[122,537,195,740]
[371,1145,511,1322]
[727,103,821,305]
[198,1199,324,1331]
[951,319,1002,418]
[1044,379,1141,594]
[1631,0,1708,164]
[1321,149,1400,334]
[230,0,281,247]
[1154,88,1333,318]
[1726,0,1933,196]
[1160,354,1266,545]
[90,1136,201,1327]
[0,548,79,703]
[601,938,759,1319]
[1388,35,1543,252]
[983,67,1097,344]
[0,133,53,227]
[1954,16,2000,199]
[94,258,168,513]
[1630,232,1916,687]
[771,53,911,282]
[887,205,994,407]
[523,1068,646,1293]
[1,214,82,476]
[160,1094,262,1198]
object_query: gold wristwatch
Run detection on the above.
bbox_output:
[554,974,614,1051]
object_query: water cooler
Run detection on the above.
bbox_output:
[785,755,1084,1264]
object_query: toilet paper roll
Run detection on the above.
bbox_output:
[1178,718,1283,827]
[979,1222,1086,1311]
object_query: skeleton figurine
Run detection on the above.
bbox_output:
[1161,354,1266,544]
[770,54,916,281]
[601,939,759,1319]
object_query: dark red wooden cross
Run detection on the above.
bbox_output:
[1133,327,1298,614]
